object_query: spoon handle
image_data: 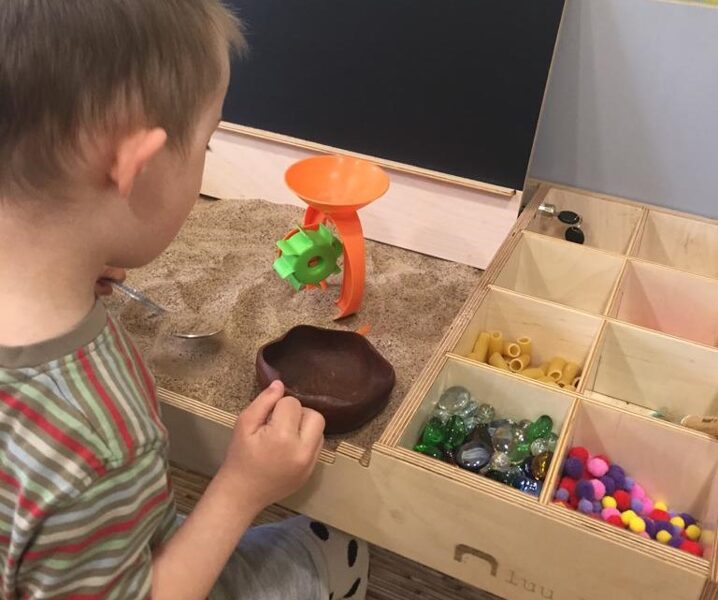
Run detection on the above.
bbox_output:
[110,281,167,316]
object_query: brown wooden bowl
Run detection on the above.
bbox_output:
[256,325,395,434]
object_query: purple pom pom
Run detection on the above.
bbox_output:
[593,501,602,513]
[631,498,644,514]
[681,513,697,527]
[600,475,616,496]
[655,521,673,534]
[607,465,626,489]
[575,480,595,500]
[564,457,584,480]
[669,535,683,549]
[645,519,657,539]
[578,499,594,514]
[624,476,635,491]
[555,488,570,502]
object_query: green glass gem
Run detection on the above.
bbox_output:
[414,443,443,460]
[445,415,468,449]
[547,432,559,452]
[509,442,531,464]
[421,417,447,446]
[526,415,554,442]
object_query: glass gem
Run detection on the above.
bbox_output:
[421,417,446,446]
[442,448,457,466]
[547,432,559,452]
[530,438,551,456]
[444,415,468,449]
[521,456,534,478]
[519,419,532,431]
[490,451,511,472]
[437,386,473,414]
[457,399,479,420]
[531,451,554,482]
[476,403,495,424]
[513,428,527,444]
[463,416,479,432]
[508,442,531,464]
[492,424,516,453]
[432,407,451,424]
[470,424,493,447]
[517,477,543,497]
[485,469,510,484]
[526,415,554,442]
[414,443,443,460]
[488,419,515,438]
[455,441,492,473]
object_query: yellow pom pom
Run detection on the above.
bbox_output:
[621,510,637,526]
[686,524,702,541]
[670,516,685,531]
[629,516,646,534]
[654,501,668,512]
[602,496,617,509]
[656,530,672,544]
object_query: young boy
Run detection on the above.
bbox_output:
[0,2,368,598]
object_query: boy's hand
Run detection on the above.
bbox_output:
[95,266,127,296]
[217,381,325,512]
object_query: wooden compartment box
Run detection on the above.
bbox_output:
[162,183,718,600]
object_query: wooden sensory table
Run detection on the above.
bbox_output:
[163,183,718,600]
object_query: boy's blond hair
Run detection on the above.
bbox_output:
[0,0,245,195]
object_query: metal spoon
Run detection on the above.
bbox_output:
[110,281,224,339]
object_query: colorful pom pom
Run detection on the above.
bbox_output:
[607,515,624,528]
[578,498,594,514]
[601,507,620,521]
[670,516,686,531]
[629,516,646,534]
[654,501,668,512]
[555,488,570,502]
[587,457,609,478]
[686,524,702,541]
[630,483,646,500]
[590,479,606,500]
[656,530,672,544]
[621,510,637,526]
[645,519,657,539]
[668,535,684,549]
[623,476,635,491]
[568,447,589,464]
[607,465,626,490]
[575,480,595,500]
[559,477,576,495]
[630,498,643,514]
[641,498,654,516]
[594,454,611,465]
[599,475,616,496]
[564,457,584,480]
[602,496,617,509]
[681,513,697,527]
[614,490,631,512]
[680,540,704,557]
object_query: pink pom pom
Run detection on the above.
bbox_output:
[640,532,650,539]
[631,483,646,500]
[601,507,620,521]
[641,498,654,516]
[587,457,609,478]
[591,479,606,500]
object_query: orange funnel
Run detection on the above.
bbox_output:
[285,155,390,319]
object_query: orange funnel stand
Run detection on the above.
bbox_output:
[285,155,390,319]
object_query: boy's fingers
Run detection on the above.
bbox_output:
[270,396,303,433]
[240,381,285,432]
[299,408,325,445]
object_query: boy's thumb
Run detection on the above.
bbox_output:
[241,380,285,430]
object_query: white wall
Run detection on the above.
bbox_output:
[530,0,718,218]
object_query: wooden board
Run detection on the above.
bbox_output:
[163,183,718,599]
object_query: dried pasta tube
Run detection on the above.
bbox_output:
[572,376,582,388]
[538,376,560,387]
[472,332,491,363]
[488,331,504,356]
[488,352,510,371]
[503,341,521,359]
[509,353,531,373]
[520,367,545,380]
[517,336,532,356]
[559,362,581,387]
[563,385,577,392]
[547,357,567,381]
[539,362,550,375]
[467,353,481,363]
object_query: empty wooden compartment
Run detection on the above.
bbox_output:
[552,400,718,564]
[453,287,603,389]
[634,210,718,279]
[494,232,624,314]
[609,260,718,347]
[527,187,644,254]
[584,321,718,423]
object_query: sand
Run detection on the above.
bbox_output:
[105,198,482,450]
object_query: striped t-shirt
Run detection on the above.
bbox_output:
[0,301,177,599]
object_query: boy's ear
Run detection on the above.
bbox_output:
[110,128,168,198]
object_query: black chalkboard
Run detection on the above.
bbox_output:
[223,0,565,190]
